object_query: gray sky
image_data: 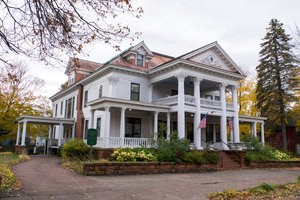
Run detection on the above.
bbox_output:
[28,0,300,97]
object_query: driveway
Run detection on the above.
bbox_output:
[2,156,300,200]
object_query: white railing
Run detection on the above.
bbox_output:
[200,98,221,108]
[185,95,195,105]
[124,138,153,148]
[152,95,178,105]
[107,137,122,148]
[226,102,234,110]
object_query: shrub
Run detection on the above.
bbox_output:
[244,137,291,161]
[61,139,89,161]
[183,151,219,164]
[157,132,190,162]
[183,151,205,164]
[111,147,157,162]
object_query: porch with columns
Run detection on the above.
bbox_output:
[15,115,75,154]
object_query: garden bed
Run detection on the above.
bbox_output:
[83,162,218,176]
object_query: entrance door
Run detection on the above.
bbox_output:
[187,122,194,142]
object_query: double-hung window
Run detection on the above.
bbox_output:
[130,83,140,101]
[136,54,144,67]
[84,90,88,107]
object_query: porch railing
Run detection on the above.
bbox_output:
[100,137,153,148]
[152,95,234,111]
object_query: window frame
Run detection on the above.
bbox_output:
[84,90,88,107]
[130,83,140,101]
[136,54,145,67]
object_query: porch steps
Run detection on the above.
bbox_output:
[219,151,247,169]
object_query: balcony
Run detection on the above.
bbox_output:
[152,95,234,111]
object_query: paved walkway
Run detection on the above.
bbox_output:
[2,156,300,200]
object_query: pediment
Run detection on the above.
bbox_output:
[181,42,245,75]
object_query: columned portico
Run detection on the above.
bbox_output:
[154,111,159,139]
[90,109,95,128]
[219,83,228,149]
[193,78,202,149]
[261,122,265,145]
[120,107,126,146]
[21,120,27,146]
[176,72,187,139]
[166,112,171,141]
[104,107,111,147]
[232,85,240,143]
[16,123,21,145]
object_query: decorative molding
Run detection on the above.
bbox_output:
[108,77,119,85]
[191,77,203,86]
[175,72,187,82]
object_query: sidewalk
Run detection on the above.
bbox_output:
[2,156,300,200]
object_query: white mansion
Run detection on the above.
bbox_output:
[16,41,266,151]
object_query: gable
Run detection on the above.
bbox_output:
[188,49,236,72]
[181,42,245,75]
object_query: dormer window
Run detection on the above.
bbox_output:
[136,54,144,67]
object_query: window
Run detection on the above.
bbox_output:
[136,54,144,67]
[84,119,89,139]
[60,101,63,115]
[130,83,140,101]
[84,90,88,107]
[125,117,141,138]
[65,97,75,118]
[54,104,58,117]
[98,85,103,98]
[215,96,220,101]
[96,118,101,137]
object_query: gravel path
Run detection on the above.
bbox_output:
[2,156,300,200]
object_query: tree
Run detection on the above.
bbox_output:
[0,1,142,65]
[0,62,51,142]
[256,19,300,150]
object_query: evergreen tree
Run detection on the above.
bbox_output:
[256,19,300,150]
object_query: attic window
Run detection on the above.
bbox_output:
[210,56,214,63]
[136,54,144,67]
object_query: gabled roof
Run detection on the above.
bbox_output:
[65,58,103,75]
[177,41,246,76]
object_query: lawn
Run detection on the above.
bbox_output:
[0,152,30,192]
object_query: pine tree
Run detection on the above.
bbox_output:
[256,19,300,150]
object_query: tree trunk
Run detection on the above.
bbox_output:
[280,109,287,151]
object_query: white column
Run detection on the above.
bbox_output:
[90,109,95,128]
[219,83,228,149]
[58,123,63,147]
[176,72,186,139]
[154,111,159,140]
[232,85,240,143]
[253,122,257,137]
[167,112,171,141]
[21,120,27,146]
[148,83,153,103]
[71,123,75,139]
[48,125,53,146]
[104,107,110,147]
[16,123,21,145]
[261,122,265,145]
[193,77,202,149]
[120,107,126,147]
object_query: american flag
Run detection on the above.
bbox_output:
[198,113,208,129]
[228,117,234,132]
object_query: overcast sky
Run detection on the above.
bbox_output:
[27,0,300,98]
